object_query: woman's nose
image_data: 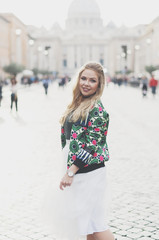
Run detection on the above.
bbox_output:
[84,79,89,85]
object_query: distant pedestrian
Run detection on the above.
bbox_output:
[42,76,50,95]
[149,74,158,96]
[10,77,18,111]
[0,80,3,106]
[141,75,148,97]
[58,76,66,87]
[117,75,123,86]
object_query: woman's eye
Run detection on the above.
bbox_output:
[81,77,86,80]
[91,79,96,83]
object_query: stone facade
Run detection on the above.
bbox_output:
[0,0,159,78]
[27,0,150,76]
[0,15,10,79]
[0,13,28,78]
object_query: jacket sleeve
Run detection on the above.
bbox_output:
[73,107,109,168]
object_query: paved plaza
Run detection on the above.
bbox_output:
[0,81,159,240]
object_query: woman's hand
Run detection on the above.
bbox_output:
[59,164,79,190]
[59,173,73,190]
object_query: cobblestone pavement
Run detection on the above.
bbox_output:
[0,82,159,240]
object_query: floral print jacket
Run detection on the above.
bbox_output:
[61,100,109,169]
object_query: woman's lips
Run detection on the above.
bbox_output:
[82,87,90,92]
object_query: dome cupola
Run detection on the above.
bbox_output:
[66,0,103,33]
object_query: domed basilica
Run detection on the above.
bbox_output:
[28,0,146,76]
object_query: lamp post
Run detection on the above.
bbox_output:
[134,44,140,76]
[44,46,51,72]
[28,39,34,69]
[116,54,121,73]
[121,45,128,74]
[37,46,42,69]
[146,38,151,66]
[15,28,22,64]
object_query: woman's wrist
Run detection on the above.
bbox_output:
[67,164,79,176]
[67,170,75,177]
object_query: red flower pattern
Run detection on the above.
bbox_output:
[88,121,92,126]
[72,133,77,138]
[61,128,64,134]
[72,155,76,161]
[93,152,97,157]
[92,140,97,145]
[100,156,104,161]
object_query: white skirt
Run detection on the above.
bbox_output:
[42,141,110,240]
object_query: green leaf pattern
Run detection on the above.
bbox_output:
[61,100,110,168]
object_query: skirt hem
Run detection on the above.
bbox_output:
[80,227,110,236]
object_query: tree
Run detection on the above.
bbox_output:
[3,63,25,76]
[32,68,39,76]
[145,65,158,76]
[39,69,51,75]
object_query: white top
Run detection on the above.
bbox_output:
[10,84,18,94]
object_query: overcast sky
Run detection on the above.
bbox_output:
[1,0,159,29]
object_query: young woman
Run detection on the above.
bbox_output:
[57,62,114,240]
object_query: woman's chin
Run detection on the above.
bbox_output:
[82,93,91,98]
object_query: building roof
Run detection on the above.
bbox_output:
[0,14,10,23]
[67,0,100,19]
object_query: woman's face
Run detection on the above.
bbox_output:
[79,69,99,97]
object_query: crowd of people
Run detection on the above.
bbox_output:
[0,74,72,112]
[0,71,158,113]
[108,74,158,97]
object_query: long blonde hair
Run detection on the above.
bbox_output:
[60,62,105,125]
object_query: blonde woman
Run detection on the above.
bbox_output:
[54,62,114,240]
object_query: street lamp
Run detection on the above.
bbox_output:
[44,50,48,56]
[15,28,21,36]
[135,45,140,50]
[121,45,128,74]
[127,49,131,55]
[36,46,43,69]
[44,46,51,55]
[134,44,140,75]
[121,52,126,58]
[38,46,42,52]
[29,39,34,46]
[15,28,22,63]
[146,38,151,65]
[146,38,151,45]
[44,46,51,71]
[121,45,127,60]
[28,39,35,69]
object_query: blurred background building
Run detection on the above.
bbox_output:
[0,0,159,78]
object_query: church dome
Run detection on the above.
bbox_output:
[67,0,100,19]
[66,0,103,33]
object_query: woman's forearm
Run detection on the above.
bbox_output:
[68,164,79,174]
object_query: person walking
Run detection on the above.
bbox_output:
[42,76,50,95]
[10,77,18,111]
[149,74,158,97]
[47,62,115,240]
[141,75,148,97]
